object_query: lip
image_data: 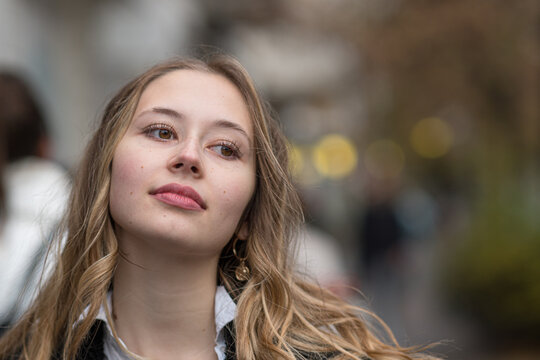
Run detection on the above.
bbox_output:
[149,183,207,211]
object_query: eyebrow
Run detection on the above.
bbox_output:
[145,107,183,119]
[141,107,252,144]
[212,119,251,144]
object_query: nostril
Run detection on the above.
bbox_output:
[174,163,183,169]
[190,166,199,174]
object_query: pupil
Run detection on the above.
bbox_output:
[221,146,233,156]
[159,130,170,139]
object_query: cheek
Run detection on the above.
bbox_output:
[112,155,137,185]
[110,144,151,189]
[109,152,147,220]
[215,172,255,217]
[111,160,133,199]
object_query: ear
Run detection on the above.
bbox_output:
[237,222,249,240]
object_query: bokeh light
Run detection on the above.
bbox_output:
[363,139,405,180]
[312,134,358,179]
[410,117,454,159]
[289,143,304,179]
[289,143,323,186]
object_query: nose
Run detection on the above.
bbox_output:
[168,138,203,176]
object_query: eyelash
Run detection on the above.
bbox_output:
[211,140,242,159]
[143,123,176,141]
[142,123,242,159]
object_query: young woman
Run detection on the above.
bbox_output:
[0,54,438,360]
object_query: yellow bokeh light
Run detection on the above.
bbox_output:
[312,134,358,179]
[410,117,454,158]
[364,139,405,179]
[287,142,323,186]
[288,143,304,179]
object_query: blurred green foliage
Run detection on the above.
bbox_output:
[444,172,540,342]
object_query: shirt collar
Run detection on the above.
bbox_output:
[86,285,237,360]
[214,285,237,336]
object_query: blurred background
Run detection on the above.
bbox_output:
[1,0,539,358]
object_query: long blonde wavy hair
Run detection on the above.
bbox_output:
[0,54,438,360]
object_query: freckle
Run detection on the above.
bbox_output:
[129,221,133,224]
[223,190,226,194]
[141,165,144,169]
[129,192,133,195]
[163,214,167,218]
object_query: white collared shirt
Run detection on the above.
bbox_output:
[92,286,236,360]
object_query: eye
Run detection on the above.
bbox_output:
[210,141,241,159]
[144,124,176,141]
[155,129,173,140]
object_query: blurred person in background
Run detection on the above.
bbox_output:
[359,180,407,341]
[295,195,357,301]
[0,72,69,333]
[0,109,5,225]
[360,191,404,282]
[295,223,356,300]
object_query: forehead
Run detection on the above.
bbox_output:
[136,69,251,123]
[145,69,236,94]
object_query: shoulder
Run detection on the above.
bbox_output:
[77,320,107,360]
[297,351,372,360]
[53,320,106,360]
[297,352,337,359]
[223,321,369,360]
[2,321,107,360]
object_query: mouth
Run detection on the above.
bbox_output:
[149,183,207,211]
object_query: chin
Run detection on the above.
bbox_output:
[148,232,227,257]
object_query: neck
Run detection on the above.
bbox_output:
[112,237,220,360]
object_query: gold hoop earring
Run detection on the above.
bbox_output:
[232,237,250,281]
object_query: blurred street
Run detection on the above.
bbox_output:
[2,1,539,358]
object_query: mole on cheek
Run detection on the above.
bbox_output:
[130,192,133,195]
[140,165,144,169]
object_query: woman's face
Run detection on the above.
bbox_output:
[109,70,256,259]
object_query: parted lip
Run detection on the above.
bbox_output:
[149,183,207,210]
